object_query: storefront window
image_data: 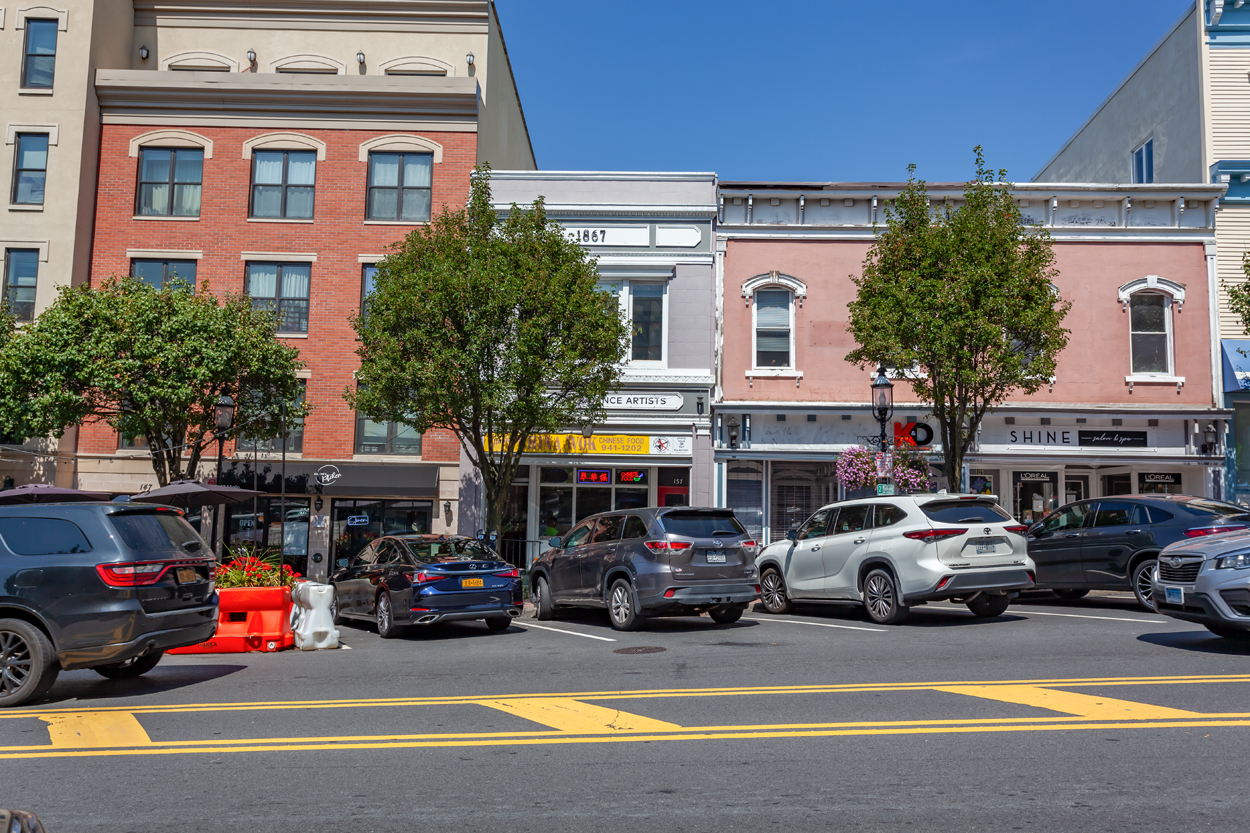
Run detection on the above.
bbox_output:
[726,461,764,541]
[1101,473,1132,497]
[332,499,432,562]
[1012,471,1058,523]
[771,462,838,539]
[224,497,311,569]
[537,466,656,531]
[1138,472,1182,494]
[577,487,612,521]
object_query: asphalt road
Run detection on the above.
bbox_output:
[2,592,1248,833]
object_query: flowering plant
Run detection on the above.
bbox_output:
[214,545,302,588]
[836,445,933,494]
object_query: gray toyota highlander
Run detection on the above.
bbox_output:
[529,507,760,630]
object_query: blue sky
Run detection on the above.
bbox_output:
[495,1,1194,183]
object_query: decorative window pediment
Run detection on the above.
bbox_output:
[1117,275,1185,311]
[242,131,326,161]
[357,134,442,163]
[128,128,212,158]
[15,6,67,30]
[268,53,345,75]
[379,56,454,77]
[161,51,238,72]
[741,271,807,307]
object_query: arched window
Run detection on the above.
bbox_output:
[1118,276,1184,382]
[754,289,793,368]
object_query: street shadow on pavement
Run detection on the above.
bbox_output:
[337,618,532,642]
[1137,631,1250,655]
[41,663,247,705]
[1013,591,1148,614]
[751,601,1028,628]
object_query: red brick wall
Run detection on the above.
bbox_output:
[83,124,474,463]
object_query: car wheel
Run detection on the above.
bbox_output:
[966,593,1011,618]
[862,569,909,625]
[376,592,398,639]
[760,568,793,614]
[1205,624,1250,641]
[1131,558,1158,611]
[534,576,555,621]
[93,651,163,680]
[330,594,346,626]
[607,578,642,631]
[1054,589,1089,601]
[708,605,744,625]
[485,616,512,632]
[0,619,59,708]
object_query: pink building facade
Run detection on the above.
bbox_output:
[713,181,1229,542]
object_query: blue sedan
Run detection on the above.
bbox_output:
[330,534,522,638]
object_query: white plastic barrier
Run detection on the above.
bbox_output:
[289,581,341,650]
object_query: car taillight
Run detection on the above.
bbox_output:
[405,571,446,583]
[495,568,520,578]
[740,540,759,555]
[1003,525,1029,535]
[1183,524,1248,538]
[903,528,968,543]
[644,541,693,551]
[935,575,955,591]
[663,588,676,598]
[96,561,168,587]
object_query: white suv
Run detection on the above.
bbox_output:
[755,493,1036,624]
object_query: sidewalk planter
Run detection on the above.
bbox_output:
[169,586,295,654]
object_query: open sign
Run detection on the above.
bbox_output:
[346,515,371,527]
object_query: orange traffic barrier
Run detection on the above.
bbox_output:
[170,586,294,654]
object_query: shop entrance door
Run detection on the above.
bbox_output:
[1101,473,1132,496]
[1064,474,1089,506]
[658,467,689,507]
[1013,470,1059,524]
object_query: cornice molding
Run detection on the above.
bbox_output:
[94,70,480,126]
[358,133,443,162]
[133,0,490,32]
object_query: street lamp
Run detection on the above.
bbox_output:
[211,395,235,556]
[871,366,894,450]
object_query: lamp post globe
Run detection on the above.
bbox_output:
[871,365,894,451]
[214,394,235,430]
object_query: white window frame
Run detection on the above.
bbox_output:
[1127,289,1174,378]
[1131,137,1154,184]
[599,278,669,367]
[1117,275,1186,389]
[751,287,795,371]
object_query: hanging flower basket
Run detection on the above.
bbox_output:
[836,445,933,494]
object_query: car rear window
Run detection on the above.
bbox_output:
[920,500,1011,524]
[108,511,202,553]
[0,518,92,555]
[660,510,746,538]
[402,537,495,563]
[1182,499,1250,519]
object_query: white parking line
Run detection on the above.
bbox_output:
[1013,609,1165,624]
[742,616,886,633]
[514,622,618,642]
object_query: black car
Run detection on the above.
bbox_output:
[329,534,522,637]
[529,507,760,631]
[1026,494,1250,609]
[0,503,218,707]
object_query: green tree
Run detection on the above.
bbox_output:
[1225,253,1250,335]
[845,148,1071,491]
[350,164,630,541]
[0,276,306,486]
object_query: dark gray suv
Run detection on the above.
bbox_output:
[529,507,760,630]
[0,503,218,706]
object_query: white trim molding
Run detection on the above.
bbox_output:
[0,9,6,28]
[741,271,807,307]
[745,368,804,389]
[1126,374,1185,393]
[126,249,202,260]
[1117,275,1186,312]
[378,56,454,77]
[268,53,345,74]
[161,50,238,72]
[5,124,57,144]
[357,253,387,263]
[357,133,443,163]
[128,128,212,158]
[15,5,66,29]
[0,239,48,261]
[239,251,317,262]
[241,131,326,161]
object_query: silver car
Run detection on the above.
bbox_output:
[1152,530,1250,640]
[755,493,1036,624]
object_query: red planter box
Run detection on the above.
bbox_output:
[169,586,295,654]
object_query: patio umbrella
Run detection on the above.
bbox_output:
[132,480,263,509]
[0,483,111,505]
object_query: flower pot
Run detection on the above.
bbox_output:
[169,586,295,654]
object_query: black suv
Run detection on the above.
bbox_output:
[1026,494,1250,609]
[529,507,759,630]
[0,503,218,706]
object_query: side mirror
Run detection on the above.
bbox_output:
[548,536,563,548]
[335,559,348,568]
[786,529,798,542]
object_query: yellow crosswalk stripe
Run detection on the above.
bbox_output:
[40,712,152,748]
[473,698,683,733]
[935,685,1203,719]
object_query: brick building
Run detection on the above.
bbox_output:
[70,0,534,578]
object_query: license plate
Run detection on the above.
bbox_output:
[706,550,727,563]
[1165,586,1184,605]
[175,567,198,584]
[461,578,484,588]
[975,544,996,554]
